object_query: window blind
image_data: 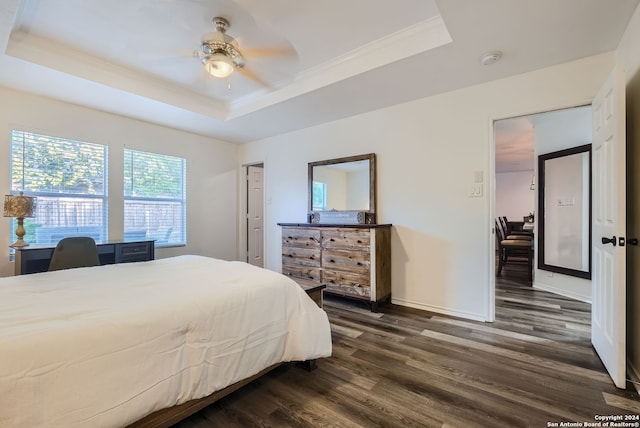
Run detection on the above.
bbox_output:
[9,130,108,245]
[124,149,186,247]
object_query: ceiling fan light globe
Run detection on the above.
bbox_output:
[205,53,235,78]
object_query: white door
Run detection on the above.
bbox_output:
[592,65,626,388]
[247,165,264,267]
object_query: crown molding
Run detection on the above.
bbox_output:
[5,30,229,121]
[2,9,452,123]
[227,15,452,119]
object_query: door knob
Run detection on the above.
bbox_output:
[601,236,617,246]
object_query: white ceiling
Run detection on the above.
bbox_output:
[0,0,637,143]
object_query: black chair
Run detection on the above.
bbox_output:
[495,220,533,283]
[502,216,533,238]
[497,217,532,241]
[48,237,101,271]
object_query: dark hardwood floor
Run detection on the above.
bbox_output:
[174,264,639,427]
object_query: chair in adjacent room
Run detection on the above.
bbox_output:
[495,220,533,283]
[496,217,532,241]
[48,237,101,271]
[501,216,534,238]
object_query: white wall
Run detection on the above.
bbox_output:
[0,86,240,277]
[495,171,535,222]
[616,2,640,389]
[240,52,615,321]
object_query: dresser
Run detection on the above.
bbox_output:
[14,240,155,275]
[278,223,391,312]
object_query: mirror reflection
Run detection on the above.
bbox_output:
[308,153,376,224]
[311,160,370,211]
[538,144,591,279]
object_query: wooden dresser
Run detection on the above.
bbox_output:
[278,223,392,312]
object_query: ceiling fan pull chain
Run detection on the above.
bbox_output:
[227,79,232,91]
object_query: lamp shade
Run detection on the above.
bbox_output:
[4,192,36,218]
[204,53,235,78]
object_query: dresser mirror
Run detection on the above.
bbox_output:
[308,153,376,224]
[538,144,591,279]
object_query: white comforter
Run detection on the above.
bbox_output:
[0,255,332,427]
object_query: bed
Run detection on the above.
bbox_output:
[0,255,332,427]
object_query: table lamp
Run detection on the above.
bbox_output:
[3,191,36,247]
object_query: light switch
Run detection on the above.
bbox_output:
[469,184,483,197]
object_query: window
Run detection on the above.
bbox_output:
[124,149,186,247]
[9,130,108,245]
[312,181,327,210]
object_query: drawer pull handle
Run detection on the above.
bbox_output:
[309,256,315,259]
[356,262,363,266]
[329,259,335,263]
[357,240,362,244]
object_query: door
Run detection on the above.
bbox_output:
[592,65,626,388]
[247,165,264,267]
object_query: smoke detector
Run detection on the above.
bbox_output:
[480,51,502,65]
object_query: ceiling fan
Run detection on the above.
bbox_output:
[195,16,294,87]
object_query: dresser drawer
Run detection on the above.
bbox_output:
[116,242,153,263]
[282,228,321,248]
[282,246,321,267]
[324,269,370,288]
[322,249,370,272]
[282,264,322,284]
[325,281,371,299]
[322,229,370,250]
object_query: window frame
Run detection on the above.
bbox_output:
[9,130,109,247]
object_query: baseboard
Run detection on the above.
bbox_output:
[532,283,591,303]
[391,297,488,322]
[627,360,640,394]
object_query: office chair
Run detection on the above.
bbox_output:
[48,237,101,271]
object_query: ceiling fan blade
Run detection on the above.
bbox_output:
[242,46,297,59]
[236,67,269,87]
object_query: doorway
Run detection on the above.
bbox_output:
[492,68,628,390]
[494,105,592,295]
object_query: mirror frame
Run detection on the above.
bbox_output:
[308,153,376,222]
[537,144,592,279]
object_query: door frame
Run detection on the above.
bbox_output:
[488,100,594,322]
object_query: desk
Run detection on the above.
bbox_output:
[14,240,155,275]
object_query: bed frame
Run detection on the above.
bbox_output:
[128,360,316,427]
[128,364,280,428]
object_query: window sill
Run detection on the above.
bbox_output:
[155,243,186,249]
